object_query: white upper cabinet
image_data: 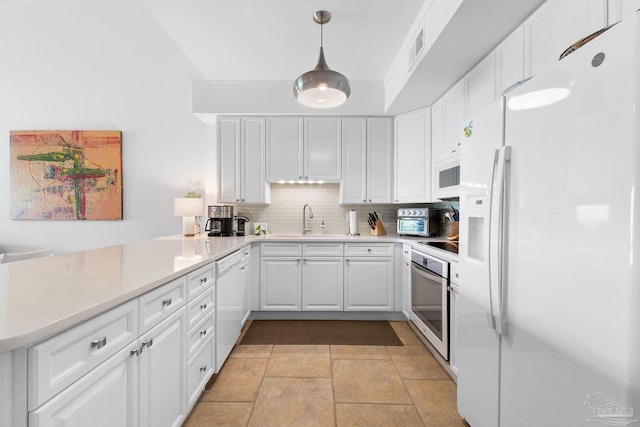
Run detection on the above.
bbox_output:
[394,108,431,203]
[241,118,269,203]
[266,117,304,182]
[218,117,269,204]
[496,26,525,96]
[303,118,341,181]
[266,117,340,182]
[524,0,608,78]
[465,51,497,119]
[432,78,465,163]
[218,117,240,203]
[340,117,393,204]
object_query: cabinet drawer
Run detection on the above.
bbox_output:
[187,312,215,359]
[344,243,394,257]
[27,300,138,410]
[187,263,215,300]
[187,286,215,331]
[303,242,344,257]
[260,243,302,257]
[216,250,242,277]
[139,277,186,334]
[186,337,215,410]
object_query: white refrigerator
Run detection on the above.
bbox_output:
[457,12,639,427]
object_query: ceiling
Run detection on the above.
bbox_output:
[140,0,547,115]
[139,0,425,82]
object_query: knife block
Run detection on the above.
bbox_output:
[371,219,387,236]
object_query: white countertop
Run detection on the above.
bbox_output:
[0,233,456,352]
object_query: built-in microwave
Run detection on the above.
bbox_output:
[433,154,460,200]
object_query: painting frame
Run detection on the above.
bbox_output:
[9,130,123,220]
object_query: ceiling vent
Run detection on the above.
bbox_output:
[408,28,424,71]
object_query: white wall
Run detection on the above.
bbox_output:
[0,0,211,254]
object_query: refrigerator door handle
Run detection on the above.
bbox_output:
[486,149,499,331]
[490,145,511,336]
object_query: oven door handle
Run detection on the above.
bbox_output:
[411,262,445,283]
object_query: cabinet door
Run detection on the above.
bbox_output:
[29,342,138,427]
[394,108,431,203]
[340,117,367,203]
[240,117,267,203]
[524,0,608,77]
[302,257,344,311]
[442,79,466,157]
[430,98,444,160]
[260,257,302,311]
[240,259,251,327]
[366,118,393,203]
[216,263,243,370]
[138,309,186,427]
[449,285,459,376]
[465,51,496,119]
[218,117,240,203]
[401,245,412,319]
[496,26,525,96]
[266,117,303,181]
[344,257,394,311]
[303,117,341,181]
[186,337,214,410]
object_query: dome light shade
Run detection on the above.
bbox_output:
[293,11,350,108]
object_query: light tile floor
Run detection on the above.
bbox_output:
[183,321,468,427]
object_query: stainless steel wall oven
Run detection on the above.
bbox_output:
[410,249,449,359]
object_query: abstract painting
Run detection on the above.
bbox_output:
[10,130,123,220]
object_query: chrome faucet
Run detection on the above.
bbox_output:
[302,204,314,235]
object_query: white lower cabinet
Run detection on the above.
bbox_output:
[302,257,344,311]
[260,243,303,311]
[449,261,460,376]
[260,257,302,310]
[344,244,394,311]
[30,308,187,427]
[25,264,217,427]
[138,309,187,427]
[29,342,138,427]
[401,244,412,319]
[186,337,214,410]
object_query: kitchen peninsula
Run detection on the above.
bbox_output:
[0,233,456,427]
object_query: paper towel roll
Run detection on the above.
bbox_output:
[348,210,359,235]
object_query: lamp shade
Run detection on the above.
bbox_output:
[293,10,350,109]
[174,198,202,217]
[294,47,350,109]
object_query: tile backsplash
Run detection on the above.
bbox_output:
[230,184,458,236]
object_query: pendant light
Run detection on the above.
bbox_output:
[293,10,350,108]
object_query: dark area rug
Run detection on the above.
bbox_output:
[239,320,403,346]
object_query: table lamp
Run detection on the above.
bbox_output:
[174,197,202,236]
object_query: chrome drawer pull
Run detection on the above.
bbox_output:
[200,365,207,372]
[130,344,144,357]
[200,303,207,310]
[142,338,153,349]
[91,336,107,349]
[162,298,172,307]
[200,330,207,336]
[200,277,208,284]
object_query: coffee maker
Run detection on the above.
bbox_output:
[205,205,234,237]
